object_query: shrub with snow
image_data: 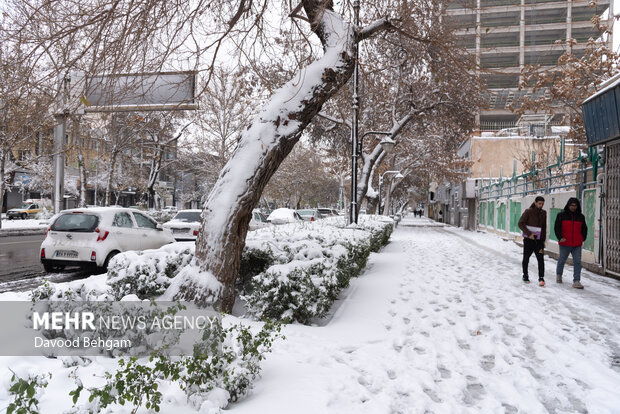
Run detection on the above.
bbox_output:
[107,244,195,300]
[43,216,392,325]
[242,217,393,323]
[66,319,282,413]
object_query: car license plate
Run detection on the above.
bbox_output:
[55,250,78,258]
[172,228,189,234]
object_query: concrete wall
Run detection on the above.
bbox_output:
[468,137,578,179]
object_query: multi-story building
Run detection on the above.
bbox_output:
[447,0,612,131]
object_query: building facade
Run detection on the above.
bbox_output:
[447,0,612,130]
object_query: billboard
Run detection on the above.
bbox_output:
[78,71,197,113]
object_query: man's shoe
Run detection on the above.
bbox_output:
[539,279,546,287]
[572,281,584,289]
[522,277,530,284]
[556,274,563,284]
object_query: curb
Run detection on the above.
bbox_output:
[0,228,47,238]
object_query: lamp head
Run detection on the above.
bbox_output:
[395,173,404,179]
[379,137,396,154]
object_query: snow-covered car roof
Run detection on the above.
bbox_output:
[167,210,203,222]
[267,208,298,220]
[59,207,142,215]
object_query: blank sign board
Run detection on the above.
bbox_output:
[84,71,197,112]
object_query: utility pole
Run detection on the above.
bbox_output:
[53,76,69,214]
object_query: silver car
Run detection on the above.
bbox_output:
[162,209,202,241]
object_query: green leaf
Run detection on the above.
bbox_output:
[26,383,35,398]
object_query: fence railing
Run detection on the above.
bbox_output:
[478,140,603,201]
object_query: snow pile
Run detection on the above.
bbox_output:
[0,218,48,230]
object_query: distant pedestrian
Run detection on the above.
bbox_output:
[438,210,443,222]
[554,197,587,289]
[518,196,547,286]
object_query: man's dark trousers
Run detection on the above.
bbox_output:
[523,238,544,280]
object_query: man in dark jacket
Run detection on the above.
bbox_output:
[554,197,587,289]
[518,196,547,286]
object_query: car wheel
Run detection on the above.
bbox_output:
[43,263,66,273]
[102,251,120,272]
[21,213,27,220]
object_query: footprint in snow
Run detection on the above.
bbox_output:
[438,366,452,379]
[464,376,486,401]
[423,388,442,403]
[458,340,471,350]
[502,403,518,413]
[480,354,495,371]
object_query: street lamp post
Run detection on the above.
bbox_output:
[349,0,361,226]
[378,170,403,215]
[347,1,399,223]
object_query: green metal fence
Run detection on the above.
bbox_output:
[478,139,603,203]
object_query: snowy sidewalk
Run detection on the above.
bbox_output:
[232,217,620,414]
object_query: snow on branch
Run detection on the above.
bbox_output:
[359,18,394,41]
[317,112,352,129]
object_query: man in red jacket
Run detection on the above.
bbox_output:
[554,198,587,289]
[518,196,547,286]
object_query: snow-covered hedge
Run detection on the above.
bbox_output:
[242,216,393,323]
[103,215,393,324]
[107,244,195,300]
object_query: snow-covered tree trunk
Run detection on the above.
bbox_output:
[77,151,87,207]
[105,149,118,206]
[357,147,385,217]
[398,200,410,215]
[191,3,391,312]
[385,179,395,216]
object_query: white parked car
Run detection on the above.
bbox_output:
[267,208,303,225]
[162,209,202,241]
[249,209,270,230]
[297,209,321,222]
[40,207,175,272]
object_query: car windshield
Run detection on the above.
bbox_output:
[297,210,315,216]
[173,211,201,222]
[18,204,31,209]
[51,213,99,232]
[317,209,331,214]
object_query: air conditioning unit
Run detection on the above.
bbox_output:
[465,178,477,198]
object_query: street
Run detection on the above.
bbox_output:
[0,234,90,292]
[0,234,45,280]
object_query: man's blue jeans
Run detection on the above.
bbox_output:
[556,245,582,282]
